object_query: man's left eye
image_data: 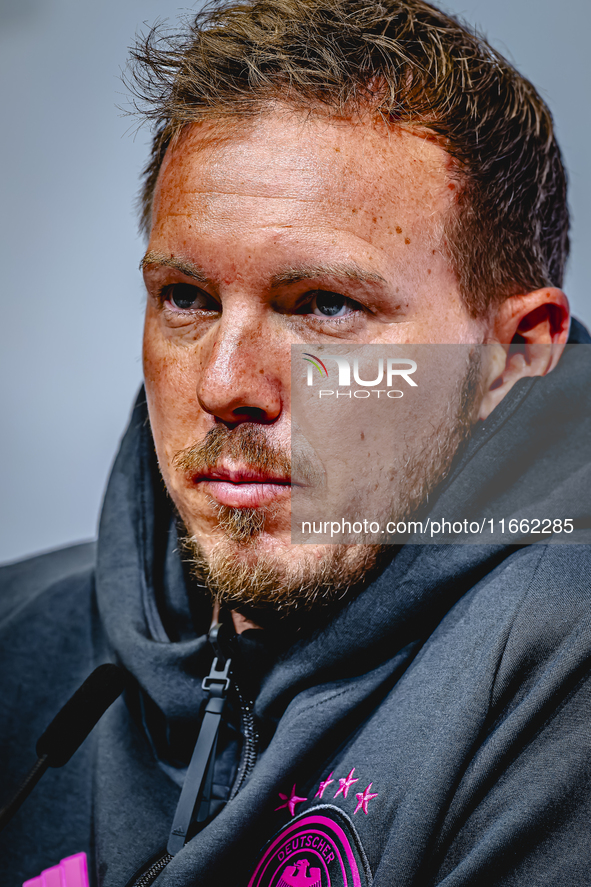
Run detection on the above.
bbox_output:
[309,291,358,317]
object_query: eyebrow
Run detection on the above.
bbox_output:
[270,263,387,288]
[140,252,387,289]
[140,250,209,283]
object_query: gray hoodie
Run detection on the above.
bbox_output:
[1,322,590,887]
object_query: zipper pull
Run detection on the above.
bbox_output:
[166,624,232,856]
[201,654,232,694]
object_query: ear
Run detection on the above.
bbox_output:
[479,287,570,420]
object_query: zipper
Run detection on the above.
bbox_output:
[128,674,258,886]
[128,691,258,887]
[229,684,259,801]
[127,852,173,887]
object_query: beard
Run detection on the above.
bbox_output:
[173,350,483,620]
[181,531,393,623]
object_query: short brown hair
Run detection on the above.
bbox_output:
[128,0,569,316]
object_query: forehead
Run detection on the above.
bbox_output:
[150,111,455,281]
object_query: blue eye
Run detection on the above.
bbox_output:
[163,284,213,311]
[311,292,354,317]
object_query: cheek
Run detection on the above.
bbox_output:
[143,317,201,460]
[143,311,195,395]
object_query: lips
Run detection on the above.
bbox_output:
[191,466,291,508]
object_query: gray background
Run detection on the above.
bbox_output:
[1,0,589,564]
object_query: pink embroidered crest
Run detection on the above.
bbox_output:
[248,806,371,887]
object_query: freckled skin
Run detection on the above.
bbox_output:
[142,109,492,566]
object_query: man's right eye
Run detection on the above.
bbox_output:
[161,283,216,311]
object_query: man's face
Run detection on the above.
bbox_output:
[142,110,487,611]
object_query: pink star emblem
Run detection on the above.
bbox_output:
[354,783,378,815]
[275,784,308,817]
[333,768,359,800]
[314,772,334,799]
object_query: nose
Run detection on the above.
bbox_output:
[196,306,284,426]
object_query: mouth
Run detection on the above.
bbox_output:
[191,466,292,508]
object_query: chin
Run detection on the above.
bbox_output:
[179,516,393,620]
[184,497,291,550]
[195,525,310,571]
